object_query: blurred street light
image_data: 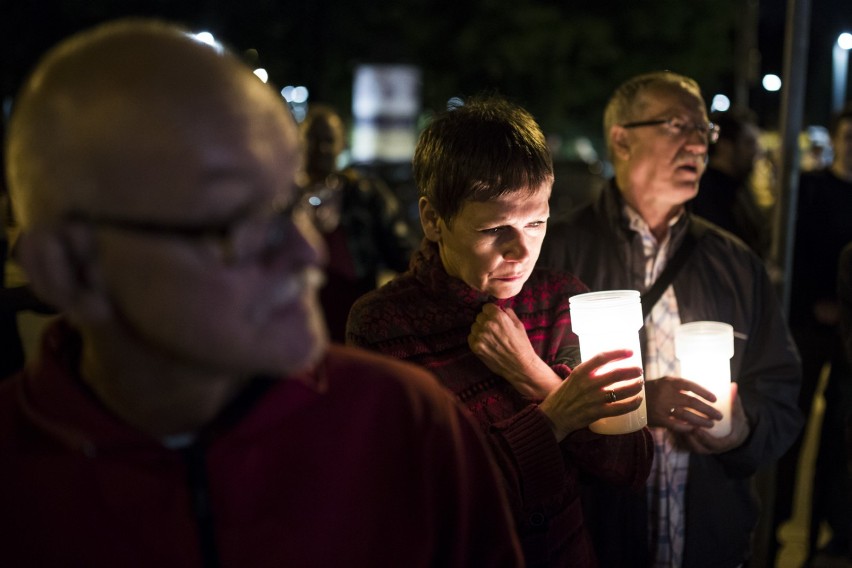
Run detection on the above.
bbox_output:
[253,68,268,83]
[763,74,782,91]
[711,94,731,111]
[281,85,310,122]
[833,32,852,112]
[189,31,223,54]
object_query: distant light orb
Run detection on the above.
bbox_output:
[711,94,731,112]
[839,33,852,50]
[281,85,309,105]
[290,86,309,103]
[762,74,782,92]
[253,68,269,83]
[193,32,216,45]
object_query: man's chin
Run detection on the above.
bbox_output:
[253,343,326,380]
[278,320,328,375]
[672,181,700,199]
[246,314,328,378]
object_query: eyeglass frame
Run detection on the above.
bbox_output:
[619,117,720,144]
[64,183,331,266]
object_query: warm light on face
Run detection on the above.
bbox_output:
[434,187,550,299]
[618,88,711,208]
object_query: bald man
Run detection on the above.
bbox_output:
[0,19,521,567]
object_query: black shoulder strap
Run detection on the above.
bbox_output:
[641,222,705,318]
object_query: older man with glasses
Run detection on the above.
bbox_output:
[541,71,802,567]
[0,18,523,567]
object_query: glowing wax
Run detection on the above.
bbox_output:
[675,321,734,437]
[569,290,648,435]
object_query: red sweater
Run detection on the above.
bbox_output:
[0,319,522,568]
[348,239,653,567]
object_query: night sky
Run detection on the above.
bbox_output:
[1,0,850,135]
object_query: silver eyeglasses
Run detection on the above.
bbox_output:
[620,117,720,144]
[67,184,335,266]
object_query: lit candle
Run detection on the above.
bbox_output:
[569,290,647,435]
[674,321,734,437]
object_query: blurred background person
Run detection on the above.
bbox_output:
[299,104,416,342]
[800,125,833,173]
[805,241,852,566]
[785,103,852,564]
[690,108,772,260]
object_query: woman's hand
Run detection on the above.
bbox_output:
[538,349,644,442]
[468,303,562,398]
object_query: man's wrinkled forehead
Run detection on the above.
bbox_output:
[633,84,707,119]
[11,28,298,222]
[101,99,298,216]
[8,22,284,220]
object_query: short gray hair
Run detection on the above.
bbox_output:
[603,71,704,158]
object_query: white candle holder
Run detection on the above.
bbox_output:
[569,290,647,435]
[674,321,734,437]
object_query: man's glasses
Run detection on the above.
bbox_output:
[620,117,720,144]
[67,185,335,266]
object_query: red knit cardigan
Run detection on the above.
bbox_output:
[348,239,653,568]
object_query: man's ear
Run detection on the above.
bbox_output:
[15,225,111,322]
[418,197,442,242]
[610,125,632,161]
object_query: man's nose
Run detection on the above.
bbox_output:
[264,210,327,271]
[685,125,711,148]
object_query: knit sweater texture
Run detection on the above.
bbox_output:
[348,239,653,567]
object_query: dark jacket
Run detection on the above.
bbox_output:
[789,168,852,330]
[540,180,803,568]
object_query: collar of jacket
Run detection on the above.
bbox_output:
[597,178,692,258]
